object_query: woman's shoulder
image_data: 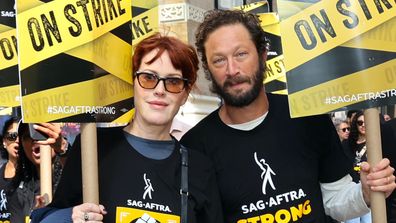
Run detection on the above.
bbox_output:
[95,126,126,142]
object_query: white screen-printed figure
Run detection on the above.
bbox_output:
[254,152,276,195]
[0,190,7,211]
[143,173,154,200]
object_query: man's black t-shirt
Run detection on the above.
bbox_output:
[181,93,351,223]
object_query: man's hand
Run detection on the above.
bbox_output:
[360,158,396,205]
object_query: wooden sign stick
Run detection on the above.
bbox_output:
[364,108,387,223]
[81,123,99,204]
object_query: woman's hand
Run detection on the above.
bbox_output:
[32,123,65,154]
[72,203,107,223]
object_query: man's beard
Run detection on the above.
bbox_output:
[210,62,264,107]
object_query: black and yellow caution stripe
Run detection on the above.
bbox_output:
[280,0,396,71]
[262,28,285,83]
[21,73,133,122]
[18,0,135,123]
[0,85,20,107]
[258,13,286,84]
[0,3,19,108]
[278,0,314,20]
[288,58,396,116]
[66,23,133,84]
[131,0,158,12]
[21,53,103,94]
[342,16,396,52]
[0,66,18,88]
[256,12,287,92]
[265,78,287,94]
[237,1,270,14]
[270,76,288,95]
[131,2,159,75]
[278,0,396,117]
[0,28,17,70]
[18,0,159,122]
[17,0,131,70]
[0,24,10,32]
[0,107,12,115]
[287,47,396,94]
[132,5,158,44]
[17,0,43,12]
[16,0,132,83]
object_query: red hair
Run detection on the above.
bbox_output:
[132,33,199,91]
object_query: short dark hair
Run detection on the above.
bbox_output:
[132,33,199,92]
[195,9,268,81]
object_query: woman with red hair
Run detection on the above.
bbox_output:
[31,33,223,223]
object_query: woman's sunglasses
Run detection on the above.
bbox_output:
[4,132,18,142]
[340,127,350,133]
[357,120,364,126]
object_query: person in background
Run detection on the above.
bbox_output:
[0,115,13,166]
[347,110,360,126]
[30,33,223,223]
[181,9,396,223]
[334,119,350,142]
[342,111,396,222]
[7,122,66,223]
[0,117,20,222]
[384,114,391,122]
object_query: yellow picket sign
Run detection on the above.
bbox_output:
[0,85,20,107]
[258,13,285,83]
[289,59,396,117]
[17,0,134,123]
[0,107,12,115]
[17,0,131,70]
[67,31,132,84]
[237,1,269,13]
[132,0,158,10]
[281,0,396,71]
[279,0,396,117]
[0,2,20,108]
[22,74,133,122]
[132,6,159,45]
[0,28,17,70]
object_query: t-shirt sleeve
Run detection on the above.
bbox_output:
[309,115,351,183]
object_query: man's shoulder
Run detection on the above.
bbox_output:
[180,109,220,153]
[184,109,220,134]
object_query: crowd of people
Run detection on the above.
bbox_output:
[0,118,68,222]
[0,8,395,223]
[332,111,396,223]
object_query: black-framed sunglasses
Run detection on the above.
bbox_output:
[340,127,350,133]
[135,71,189,94]
[4,132,18,142]
[357,120,364,126]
